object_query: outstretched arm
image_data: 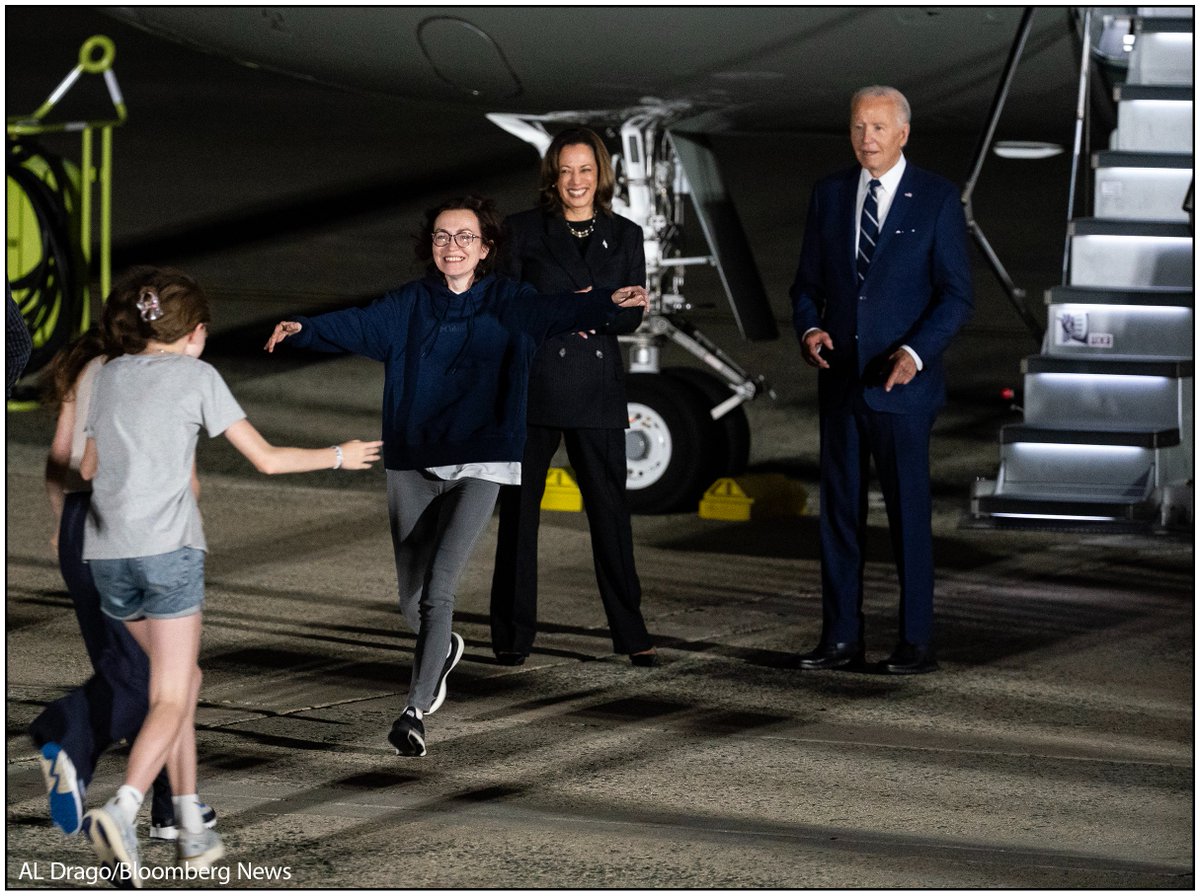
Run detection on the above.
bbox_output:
[264,321,302,353]
[264,298,399,361]
[222,419,382,475]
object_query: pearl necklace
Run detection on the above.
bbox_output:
[566,216,595,238]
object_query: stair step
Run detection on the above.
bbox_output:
[1044,285,1193,307]
[1069,219,1192,237]
[1092,153,1192,221]
[1094,150,1193,169]
[1134,5,1193,17]
[995,437,1156,495]
[1068,219,1193,289]
[1111,84,1193,153]
[1114,84,1194,102]
[1136,16,1195,34]
[1023,356,1192,377]
[1129,20,1194,86]
[1022,357,1191,430]
[1044,299,1192,359]
[971,484,1160,524]
[999,425,1180,448]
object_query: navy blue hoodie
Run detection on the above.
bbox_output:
[290,273,633,470]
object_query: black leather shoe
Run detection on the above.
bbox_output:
[881,643,938,675]
[630,648,658,667]
[494,652,527,666]
[795,641,864,670]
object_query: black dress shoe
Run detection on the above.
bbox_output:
[795,641,865,670]
[880,643,938,675]
[494,652,527,666]
[629,648,658,667]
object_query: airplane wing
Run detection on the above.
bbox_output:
[104,7,1079,137]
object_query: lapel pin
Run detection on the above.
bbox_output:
[904,192,913,198]
[602,239,608,249]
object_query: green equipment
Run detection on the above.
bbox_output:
[7,35,126,406]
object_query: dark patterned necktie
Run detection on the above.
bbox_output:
[857,178,881,283]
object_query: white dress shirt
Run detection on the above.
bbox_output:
[855,156,906,257]
[851,154,923,372]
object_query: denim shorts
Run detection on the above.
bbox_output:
[90,547,206,621]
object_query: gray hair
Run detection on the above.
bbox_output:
[851,86,911,125]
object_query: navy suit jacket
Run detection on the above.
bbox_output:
[790,162,974,415]
[502,207,645,429]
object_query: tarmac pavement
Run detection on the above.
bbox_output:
[4,345,1194,890]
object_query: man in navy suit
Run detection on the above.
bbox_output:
[790,85,973,674]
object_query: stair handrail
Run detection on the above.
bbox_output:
[1061,7,1095,286]
[960,7,1045,342]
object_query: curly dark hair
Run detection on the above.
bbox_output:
[413,195,504,281]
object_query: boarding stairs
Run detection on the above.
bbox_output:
[971,7,1194,530]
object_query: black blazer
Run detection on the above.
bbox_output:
[502,207,646,428]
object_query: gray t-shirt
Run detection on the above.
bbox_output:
[83,352,245,560]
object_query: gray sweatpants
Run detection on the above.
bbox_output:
[386,469,500,712]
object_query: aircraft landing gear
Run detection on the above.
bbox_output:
[624,365,753,514]
[624,371,712,514]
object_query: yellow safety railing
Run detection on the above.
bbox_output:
[8,35,127,300]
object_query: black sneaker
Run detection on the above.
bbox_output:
[388,708,426,757]
[427,632,464,715]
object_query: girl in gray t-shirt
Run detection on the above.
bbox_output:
[78,266,381,883]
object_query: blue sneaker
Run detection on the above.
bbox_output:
[82,799,142,889]
[38,743,84,835]
[149,802,217,841]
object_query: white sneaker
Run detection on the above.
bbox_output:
[82,799,142,889]
[428,632,464,715]
[149,801,218,841]
[177,827,225,869]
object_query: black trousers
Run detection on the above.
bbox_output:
[28,492,172,817]
[490,425,651,656]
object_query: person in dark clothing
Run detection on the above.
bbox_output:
[790,86,973,675]
[265,195,648,756]
[7,286,33,396]
[488,127,655,668]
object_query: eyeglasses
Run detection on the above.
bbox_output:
[432,230,481,248]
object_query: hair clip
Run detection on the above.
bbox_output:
[136,288,163,322]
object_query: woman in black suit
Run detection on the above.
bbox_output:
[489,127,656,667]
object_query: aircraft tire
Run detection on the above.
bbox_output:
[624,372,714,515]
[662,366,751,479]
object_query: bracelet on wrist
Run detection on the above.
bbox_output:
[332,445,343,470]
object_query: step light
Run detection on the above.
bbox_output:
[993,141,1064,160]
[990,512,1120,522]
